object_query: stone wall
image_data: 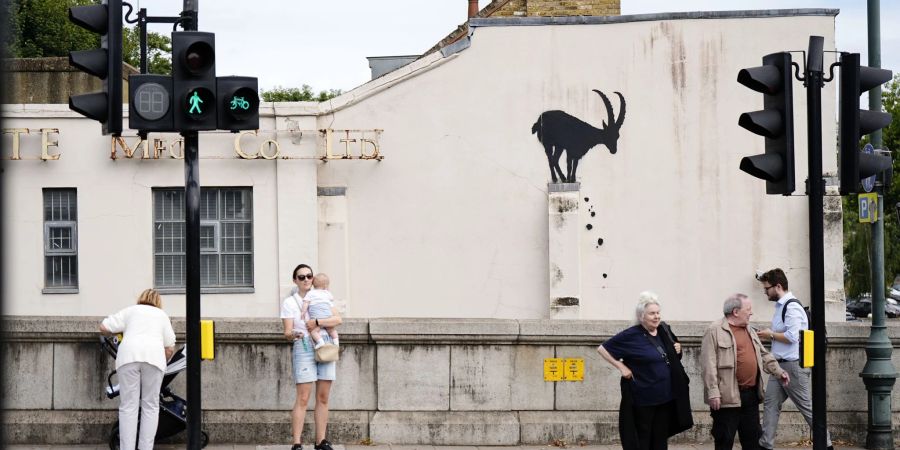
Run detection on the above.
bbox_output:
[3,316,898,445]
[490,0,620,17]
[2,57,135,104]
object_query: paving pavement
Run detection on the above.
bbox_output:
[2,445,869,450]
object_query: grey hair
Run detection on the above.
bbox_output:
[723,293,748,317]
[634,291,660,324]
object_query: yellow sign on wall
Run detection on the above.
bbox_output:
[544,358,584,381]
[544,358,563,381]
[564,358,584,381]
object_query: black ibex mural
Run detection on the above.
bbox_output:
[531,90,626,183]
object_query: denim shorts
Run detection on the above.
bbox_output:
[292,335,336,384]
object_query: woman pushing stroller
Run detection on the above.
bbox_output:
[100,288,176,450]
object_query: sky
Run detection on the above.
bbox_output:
[139,0,899,94]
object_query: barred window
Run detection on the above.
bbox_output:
[153,188,254,292]
[43,189,78,292]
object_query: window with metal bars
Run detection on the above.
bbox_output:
[43,189,78,292]
[153,187,254,292]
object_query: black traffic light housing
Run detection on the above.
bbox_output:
[172,32,217,131]
[129,74,174,132]
[839,52,893,194]
[737,52,795,195]
[68,0,122,136]
[217,76,260,131]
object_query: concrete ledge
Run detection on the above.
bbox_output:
[370,412,519,445]
[370,319,519,344]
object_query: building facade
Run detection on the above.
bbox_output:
[3,10,845,321]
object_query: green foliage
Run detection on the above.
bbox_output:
[122,26,171,74]
[261,85,341,102]
[3,1,171,73]
[843,73,900,297]
[4,0,98,58]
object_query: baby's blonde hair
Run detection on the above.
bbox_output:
[313,273,330,289]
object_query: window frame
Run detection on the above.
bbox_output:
[152,187,254,294]
[42,188,79,294]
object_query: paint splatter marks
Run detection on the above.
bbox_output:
[602,273,608,278]
[586,224,593,231]
[597,238,604,246]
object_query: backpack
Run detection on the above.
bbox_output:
[780,298,811,329]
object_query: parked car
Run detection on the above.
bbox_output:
[846,297,871,318]
[889,284,900,302]
[846,296,900,318]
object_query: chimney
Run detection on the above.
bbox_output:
[468,0,478,18]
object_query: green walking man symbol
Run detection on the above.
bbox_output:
[188,91,204,114]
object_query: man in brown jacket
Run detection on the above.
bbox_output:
[700,293,789,450]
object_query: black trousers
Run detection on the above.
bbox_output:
[633,401,672,450]
[710,388,761,450]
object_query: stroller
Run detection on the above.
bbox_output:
[100,336,209,449]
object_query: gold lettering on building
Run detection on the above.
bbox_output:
[259,140,280,160]
[320,129,383,161]
[112,136,150,159]
[40,128,60,161]
[4,128,382,161]
[2,128,29,160]
[339,130,356,159]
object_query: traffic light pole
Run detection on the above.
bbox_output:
[182,2,202,450]
[183,132,202,450]
[861,1,898,448]
[804,36,828,450]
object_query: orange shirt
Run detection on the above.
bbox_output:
[729,324,758,389]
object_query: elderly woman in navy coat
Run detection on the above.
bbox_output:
[597,291,693,450]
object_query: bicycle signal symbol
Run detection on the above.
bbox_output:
[230,96,250,110]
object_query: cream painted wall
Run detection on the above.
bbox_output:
[2,12,843,321]
[313,14,841,321]
[1,105,318,317]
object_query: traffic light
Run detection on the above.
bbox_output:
[217,76,259,131]
[68,0,122,136]
[838,52,893,194]
[737,52,795,195]
[129,75,174,132]
[172,32,216,131]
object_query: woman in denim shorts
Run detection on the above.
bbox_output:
[281,264,342,450]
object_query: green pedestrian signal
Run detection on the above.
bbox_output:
[189,91,204,114]
[184,87,215,121]
[172,32,217,130]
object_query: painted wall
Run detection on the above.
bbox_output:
[311,13,842,321]
[2,11,844,321]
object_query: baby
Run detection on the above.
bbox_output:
[302,273,339,348]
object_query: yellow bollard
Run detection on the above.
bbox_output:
[800,329,814,368]
[200,320,215,360]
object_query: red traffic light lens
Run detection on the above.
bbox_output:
[184,41,214,75]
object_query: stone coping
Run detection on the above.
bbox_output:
[0,316,893,345]
[469,8,839,28]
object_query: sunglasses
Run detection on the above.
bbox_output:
[295,274,313,281]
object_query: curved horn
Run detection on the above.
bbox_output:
[613,91,626,128]
[593,89,616,129]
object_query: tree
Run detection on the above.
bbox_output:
[3,0,172,75]
[261,85,341,102]
[843,73,900,298]
[3,0,98,58]
[122,26,171,74]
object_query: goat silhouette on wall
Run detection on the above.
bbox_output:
[531,90,626,183]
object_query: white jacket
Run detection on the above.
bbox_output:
[102,304,176,371]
